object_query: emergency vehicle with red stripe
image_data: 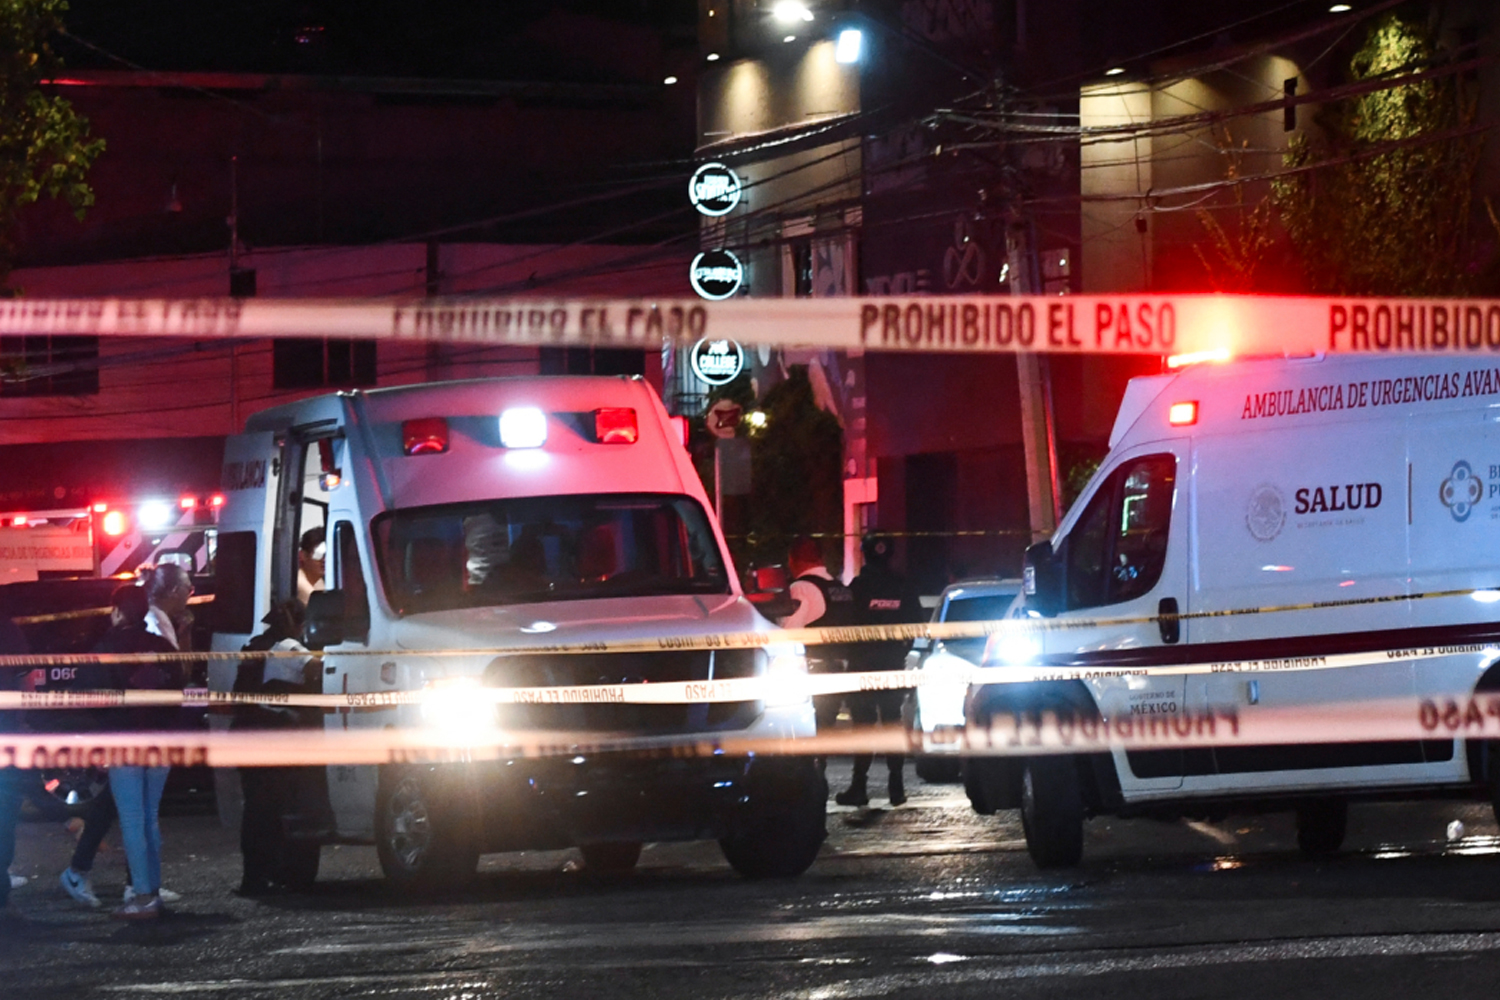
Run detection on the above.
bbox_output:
[0,493,223,583]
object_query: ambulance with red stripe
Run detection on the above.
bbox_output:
[966,354,1500,869]
[210,375,824,890]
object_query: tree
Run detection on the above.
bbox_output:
[746,366,844,574]
[1270,13,1486,295]
[0,0,103,288]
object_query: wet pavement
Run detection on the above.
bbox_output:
[5,759,1500,998]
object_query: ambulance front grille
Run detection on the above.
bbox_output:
[483,649,761,734]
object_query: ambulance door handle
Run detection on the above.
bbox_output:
[1157,598,1181,645]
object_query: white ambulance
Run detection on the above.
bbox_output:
[209,375,824,889]
[966,353,1500,867]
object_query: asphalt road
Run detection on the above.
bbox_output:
[5,760,1500,999]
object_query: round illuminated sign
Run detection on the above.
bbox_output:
[688,162,743,217]
[689,249,744,301]
[690,338,745,386]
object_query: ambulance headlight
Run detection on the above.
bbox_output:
[420,677,494,735]
[982,630,1042,666]
[500,407,548,449]
[763,642,810,708]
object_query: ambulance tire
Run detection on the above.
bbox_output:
[375,767,480,893]
[278,840,321,890]
[580,842,643,874]
[1020,757,1085,869]
[1295,799,1347,858]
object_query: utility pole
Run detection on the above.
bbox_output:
[1009,225,1062,542]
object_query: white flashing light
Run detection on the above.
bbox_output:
[1472,590,1500,604]
[137,502,172,532]
[835,28,862,64]
[420,677,492,736]
[763,642,811,707]
[500,407,548,449]
[772,2,814,24]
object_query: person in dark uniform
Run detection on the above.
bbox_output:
[0,615,28,920]
[836,535,924,807]
[233,600,329,896]
[779,536,856,731]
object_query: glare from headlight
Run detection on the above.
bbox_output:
[763,642,810,707]
[420,676,494,736]
[983,631,1042,666]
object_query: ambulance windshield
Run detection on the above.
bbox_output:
[372,492,729,614]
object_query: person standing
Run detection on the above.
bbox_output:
[779,536,856,731]
[109,564,190,920]
[836,536,924,807]
[56,584,177,909]
[0,615,28,922]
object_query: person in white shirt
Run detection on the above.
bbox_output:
[778,537,855,730]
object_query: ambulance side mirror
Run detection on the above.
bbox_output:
[1023,540,1064,618]
[304,589,368,648]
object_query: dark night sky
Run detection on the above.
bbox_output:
[56,0,698,81]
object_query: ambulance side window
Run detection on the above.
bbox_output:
[1065,454,1176,610]
[333,521,370,637]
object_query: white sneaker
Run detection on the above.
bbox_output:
[7,873,25,890]
[124,885,180,904]
[59,868,101,909]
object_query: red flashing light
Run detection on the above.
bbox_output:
[102,510,128,536]
[402,418,450,456]
[1168,401,1199,426]
[9,516,25,528]
[208,493,226,508]
[179,495,197,510]
[594,408,638,445]
[671,415,690,448]
[91,502,108,513]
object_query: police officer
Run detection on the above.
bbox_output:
[836,535,923,807]
[780,536,856,730]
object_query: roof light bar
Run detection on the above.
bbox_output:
[594,408,639,445]
[402,417,450,456]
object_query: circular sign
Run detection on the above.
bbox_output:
[688,162,742,217]
[689,249,744,301]
[690,338,745,386]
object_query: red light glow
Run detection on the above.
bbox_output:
[209,493,226,508]
[1168,401,1199,426]
[402,417,449,455]
[179,496,197,509]
[102,510,128,536]
[594,408,638,445]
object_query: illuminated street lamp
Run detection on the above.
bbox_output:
[772,2,814,24]
[835,28,862,63]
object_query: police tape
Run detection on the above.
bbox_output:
[2,583,1497,672]
[12,593,215,626]
[5,642,1500,712]
[2,693,1497,769]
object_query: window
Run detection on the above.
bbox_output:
[0,336,99,396]
[1064,454,1176,610]
[272,338,376,389]
[539,347,644,377]
[333,521,369,639]
[372,493,729,615]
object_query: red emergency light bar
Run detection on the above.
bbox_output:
[403,417,450,455]
[1168,401,1199,426]
[594,408,638,445]
[209,493,226,508]
[180,496,197,510]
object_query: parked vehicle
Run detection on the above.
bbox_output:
[903,578,1020,783]
[966,354,1500,868]
[209,375,825,889]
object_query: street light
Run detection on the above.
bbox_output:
[772,2,814,24]
[835,28,863,64]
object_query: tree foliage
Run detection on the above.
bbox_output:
[746,367,844,573]
[0,0,103,285]
[1270,13,1486,295]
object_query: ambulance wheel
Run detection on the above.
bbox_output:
[1295,799,1347,857]
[1020,757,1085,869]
[278,840,321,890]
[375,768,479,892]
[580,842,643,874]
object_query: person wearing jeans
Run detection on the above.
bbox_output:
[109,564,192,920]
[108,764,169,918]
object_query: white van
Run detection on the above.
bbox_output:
[209,375,824,889]
[965,354,1500,867]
